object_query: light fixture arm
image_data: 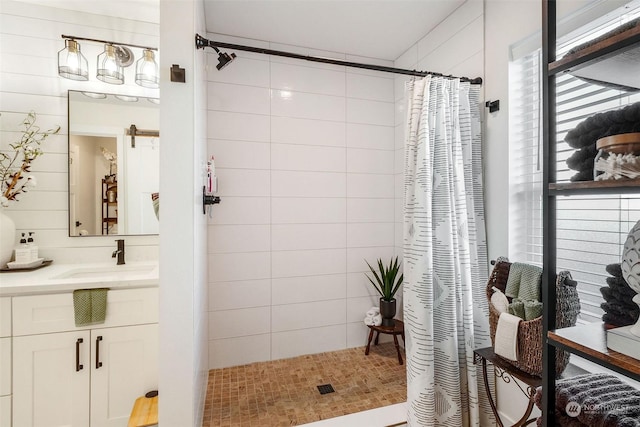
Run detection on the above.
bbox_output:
[61,34,157,51]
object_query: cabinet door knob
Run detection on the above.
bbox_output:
[96,336,103,369]
[75,338,84,372]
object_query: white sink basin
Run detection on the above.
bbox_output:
[52,264,157,280]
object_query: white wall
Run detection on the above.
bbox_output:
[159,0,209,425]
[0,0,159,262]
[205,33,397,369]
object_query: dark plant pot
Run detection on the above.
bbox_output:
[379,298,396,327]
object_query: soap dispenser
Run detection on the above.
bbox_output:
[27,232,38,261]
[14,233,30,264]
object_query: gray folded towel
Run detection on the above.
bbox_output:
[505,262,542,301]
[535,373,640,427]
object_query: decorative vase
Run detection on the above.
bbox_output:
[379,298,396,327]
[621,219,640,337]
[0,210,16,268]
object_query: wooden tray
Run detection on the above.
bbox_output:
[0,259,53,273]
[596,133,640,154]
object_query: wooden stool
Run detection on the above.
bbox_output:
[128,391,158,427]
[365,319,405,364]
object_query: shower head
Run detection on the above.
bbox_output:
[194,34,237,71]
[215,49,236,71]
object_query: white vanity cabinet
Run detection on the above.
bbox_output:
[0,297,11,427]
[11,287,158,427]
[13,330,91,427]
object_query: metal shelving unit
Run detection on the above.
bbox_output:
[542,1,640,424]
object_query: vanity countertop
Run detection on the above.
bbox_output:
[0,261,159,296]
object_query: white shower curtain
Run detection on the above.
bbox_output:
[403,76,492,426]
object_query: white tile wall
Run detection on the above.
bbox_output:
[271,170,346,198]
[208,334,271,369]
[271,90,345,122]
[347,123,395,150]
[209,279,271,311]
[209,307,271,339]
[210,197,270,225]
[207,33,396,368]
[209,252,271,282]
[346,73,395,102]
[208,140,270,170]
[347,98,395,126]
[271,144,345,172]
[347,198,395,223]
[271,62,346,96]
[215,169,271,197]
[209,225,271,253]
[347,173,395,198]
[271,224,346,251]
[272,274,346,305]
[272,249,347,278]
[347,223,395,248]
[208,82,270,115]
[271,198,346,224]
[271,116,346,147]
[208,111,270,142]
[271,325,346,360]
[347,148,394,174]
[272,299,346,332]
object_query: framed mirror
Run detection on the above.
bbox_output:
[68,90,160,237]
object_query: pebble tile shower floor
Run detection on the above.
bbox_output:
[202,342,407,426]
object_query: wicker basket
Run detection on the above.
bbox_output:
[486,259,581,377]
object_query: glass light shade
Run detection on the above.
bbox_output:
[115,95,138,102]
[58,39,89,81]
[81,91,106,99]
[97,44,124,85]
[135,49,159,88]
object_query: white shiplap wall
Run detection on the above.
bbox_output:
[0,1,159,262]
[205,33,397,368]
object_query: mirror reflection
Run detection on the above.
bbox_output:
[68,90,159,236]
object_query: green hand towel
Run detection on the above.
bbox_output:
[517,265,542,302]
[524,301,543,320]
[505,262,542,300]
[508,298,525,320]
[73,288,108,326]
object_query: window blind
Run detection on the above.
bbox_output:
[508,8,640,324]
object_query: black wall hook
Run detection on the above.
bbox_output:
[485,100,500,113]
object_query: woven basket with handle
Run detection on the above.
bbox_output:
[486,258,581,377]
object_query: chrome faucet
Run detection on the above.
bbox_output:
[112,239,125,265]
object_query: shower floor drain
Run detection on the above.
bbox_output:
[317,384,335,395]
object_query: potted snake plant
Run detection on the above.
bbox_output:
[365,257,403,327]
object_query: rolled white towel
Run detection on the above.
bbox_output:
[490,287,509,313]
[364,315,374,326]
[371,313,382,326]
[366,307,380,317]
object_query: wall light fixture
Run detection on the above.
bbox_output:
[59,35,159,89]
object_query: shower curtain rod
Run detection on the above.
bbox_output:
[195,34,482,84]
